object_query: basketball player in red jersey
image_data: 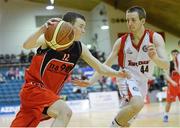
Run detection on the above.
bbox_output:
[163,48,180,122]
[177,41,180,74]
[10,12,129,127]
[73,6,169,127]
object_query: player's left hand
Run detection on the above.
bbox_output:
[147,44,158,60]
[121,69,131,79]
[72,79,90,87]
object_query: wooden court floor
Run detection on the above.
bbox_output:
[0,101,179,127]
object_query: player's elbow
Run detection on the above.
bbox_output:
[162,62,169,70]
[23,42,31,49]
[96,66,107,75]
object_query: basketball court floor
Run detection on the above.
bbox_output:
[0,101,179,127]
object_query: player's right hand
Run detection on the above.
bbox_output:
[72,79,90,87]
[42,18,62,32]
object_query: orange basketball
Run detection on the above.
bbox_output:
[44,20,74,51]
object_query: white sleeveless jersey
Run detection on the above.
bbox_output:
[118,30,155,82]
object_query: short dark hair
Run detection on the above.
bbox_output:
[63,12,86,25]
[126,6,146,20]
[171,49,179,54]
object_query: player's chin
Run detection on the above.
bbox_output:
[74,35,81,41]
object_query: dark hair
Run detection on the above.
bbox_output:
[126,6,146,20]
[171,49,179,54]
[63,12,86,25]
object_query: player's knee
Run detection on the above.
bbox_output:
[47,100,72,119]
[60,106,72,118]
[131,96,144,111]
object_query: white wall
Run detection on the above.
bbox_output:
[0,0,3,53]
[0,0,91,54]
[90,3,111,55]
[105,3,179,56]
[0,0,179,57]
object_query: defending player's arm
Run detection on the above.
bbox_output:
[23,18,61,49]
[80,41,127,79]
[148,33,169,70]
[73,38,125,86]
[88,38,122,85]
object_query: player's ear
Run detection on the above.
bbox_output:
[141,18,145,25]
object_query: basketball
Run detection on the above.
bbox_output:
[44,20,74,51]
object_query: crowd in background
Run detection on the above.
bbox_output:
[0,50,35,65]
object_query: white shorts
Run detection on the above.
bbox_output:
[117,78,148,99]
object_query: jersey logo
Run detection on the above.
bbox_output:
[47,60,74,75]
[128,60,150,66]
[126,47,133,54]
[132,86,139,91]
[142,45,148,52]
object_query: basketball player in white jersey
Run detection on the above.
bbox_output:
[73,6,169,127]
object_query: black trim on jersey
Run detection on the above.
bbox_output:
[39,41,82,77]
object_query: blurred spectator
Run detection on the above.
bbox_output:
[153,75,167,91]
[73,70,88,99]
[28,50,35,63]
[90,48,98,59]
[11,54,18,63]
[99,52,106,62]
[0,54,5,64]
[19,50,27,63]
[19,67,26,80]
[15,67,20,80]
[5,54,11,64]
[0,73,5,83]
[98,76,107,91]
[6,67,16,80]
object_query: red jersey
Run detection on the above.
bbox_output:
[25,41,82,94]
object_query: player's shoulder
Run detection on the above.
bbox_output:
[153,32,165,45]
[114,33,129,46]
[146,29,164,44]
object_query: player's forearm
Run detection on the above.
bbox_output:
[88,72,102,85]
[88,61,116,85]
[23,26,45,49]
[96,63,125,78]
[152,57,169,70]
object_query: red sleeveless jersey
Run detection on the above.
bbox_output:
[25,41,82,94]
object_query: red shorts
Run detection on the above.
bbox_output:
[11,82,60,127]
[166,73,180,102]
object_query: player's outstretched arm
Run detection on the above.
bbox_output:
[88,38,122,85]
[80,42,126,77]
[74,38,129,87]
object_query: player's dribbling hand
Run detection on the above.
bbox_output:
[147,44,158,60]
[42,18,62,32]
[72,79,90,87]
